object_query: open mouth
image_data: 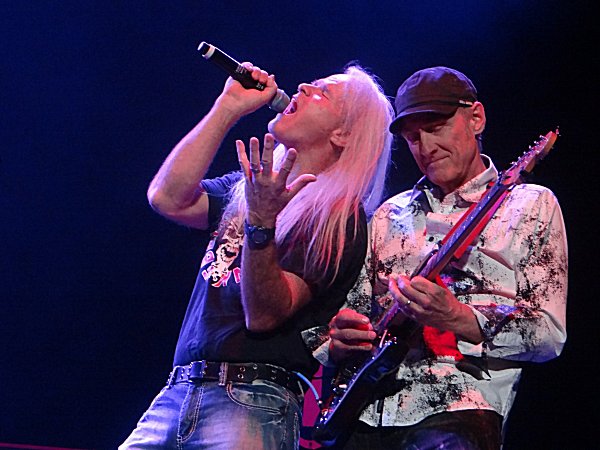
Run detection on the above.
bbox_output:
[284,98,298,115]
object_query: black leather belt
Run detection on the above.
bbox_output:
[166,361,303,396]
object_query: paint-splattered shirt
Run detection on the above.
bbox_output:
[314,156,568,427]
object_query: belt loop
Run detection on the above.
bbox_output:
[166,366,178,388]
[188,360,208,380]
[218,362,228,386]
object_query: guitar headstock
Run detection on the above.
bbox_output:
[501,129,559,185]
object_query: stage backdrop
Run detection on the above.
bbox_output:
[1,1,594,449]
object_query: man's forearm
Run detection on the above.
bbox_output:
[148,100,241,213]
[240,241,311,332]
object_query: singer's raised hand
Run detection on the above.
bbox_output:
[237,133,316,227]
[219,63,278,117]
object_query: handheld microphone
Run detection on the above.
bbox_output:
[198,42,290,113]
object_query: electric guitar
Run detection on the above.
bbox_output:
[313,130,559,446]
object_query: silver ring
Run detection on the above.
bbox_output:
[250,167,261,174]
[405,300,411,306]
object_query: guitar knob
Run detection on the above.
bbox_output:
[333,384,347,394]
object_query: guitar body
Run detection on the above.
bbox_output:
[312,130,559,446]
[313,338,410,446]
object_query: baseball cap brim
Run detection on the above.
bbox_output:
[389,102,460,134]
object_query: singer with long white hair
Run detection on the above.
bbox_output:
[119,51,394,449]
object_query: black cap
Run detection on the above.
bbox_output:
[389,66,477,134]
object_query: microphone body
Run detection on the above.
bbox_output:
[198,42,290,113]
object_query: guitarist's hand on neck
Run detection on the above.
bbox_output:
[388,274,484,344]
[328,308,377,364]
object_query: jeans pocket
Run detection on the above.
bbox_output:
[226,380,294,415]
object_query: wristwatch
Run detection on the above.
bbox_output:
[243,221,275,250]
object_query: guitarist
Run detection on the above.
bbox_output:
[320,67,568,449]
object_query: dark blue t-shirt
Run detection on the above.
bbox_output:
[173,172,367,378]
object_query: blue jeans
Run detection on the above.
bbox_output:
[119,379,302,449]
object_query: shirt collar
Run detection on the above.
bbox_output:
[410,155,498,205]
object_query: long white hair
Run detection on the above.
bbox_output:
[222,64,394,282]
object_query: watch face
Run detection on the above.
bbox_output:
[244,222,274,249]
[252,229,269,244]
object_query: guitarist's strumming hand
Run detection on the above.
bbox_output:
[328,309,377,364]
[388,274,484,344]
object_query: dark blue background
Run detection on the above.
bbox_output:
[1,1,593,448]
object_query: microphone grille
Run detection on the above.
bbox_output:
[269,90,290,113]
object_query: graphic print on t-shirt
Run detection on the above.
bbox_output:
[201,220,242,288]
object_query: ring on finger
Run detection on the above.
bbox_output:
[405,299,411,306]
[250,167,261,174]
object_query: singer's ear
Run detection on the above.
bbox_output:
[330,128,350,150]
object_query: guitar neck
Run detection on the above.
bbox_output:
[418,181,511,280]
